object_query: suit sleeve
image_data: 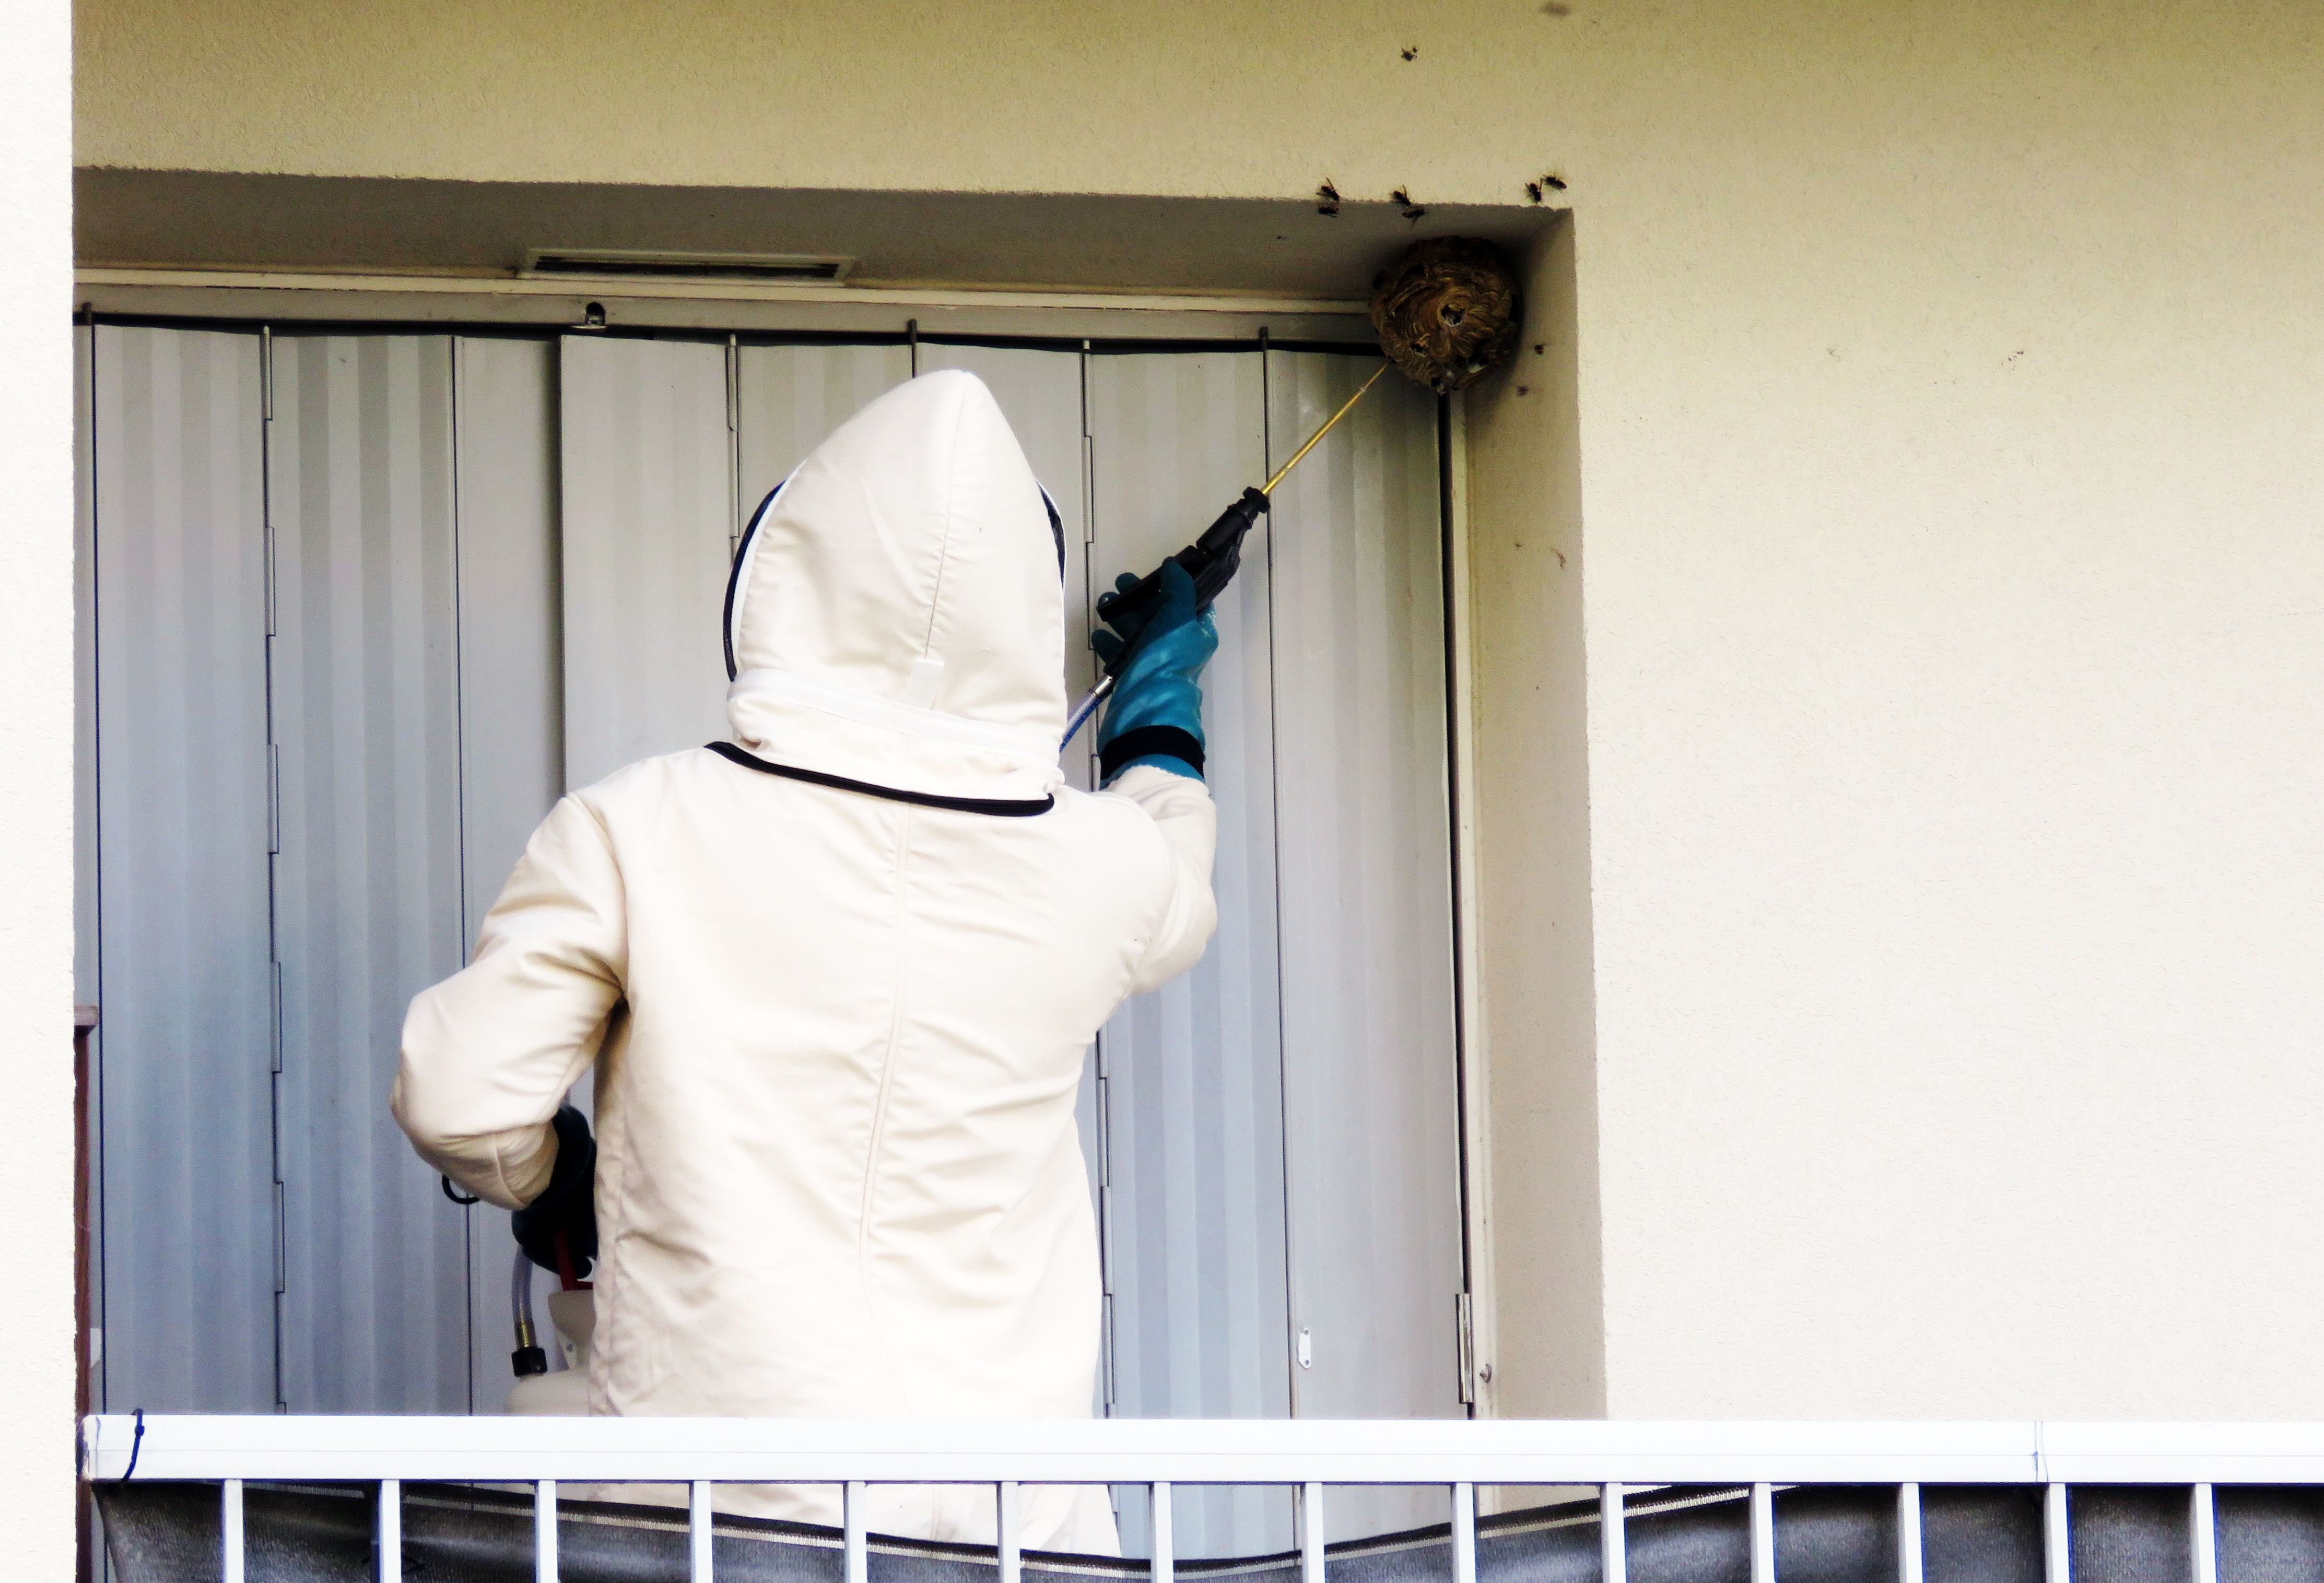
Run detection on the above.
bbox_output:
[1107,764,1221,994]
[392,794,627,1209]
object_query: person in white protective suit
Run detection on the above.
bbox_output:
[392,371,1220,1554]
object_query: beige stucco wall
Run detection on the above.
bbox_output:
[72,1,2324,1423]
[5,0,80,1575]
[1462,216,1606,1420]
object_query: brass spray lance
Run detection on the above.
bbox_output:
[1061,365,1388,748]
[1258,364,1390,495]
[1061,231,1523,752]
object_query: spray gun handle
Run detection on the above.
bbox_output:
[1092,488,1270,675]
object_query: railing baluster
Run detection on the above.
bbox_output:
[1749,1482,1774,1583]
[1896,1483,1922,1583]
[536,1479,558,1583]
[1602,1483,1627,1583]
[1151,1480,1173,1583]
[691,1480,713,1582]
[2190,1485,2216,1583]
[222,1479,245,1583]
[1301,1482,1325,1583]
[1451,1481,1477,1583]
[379,1478,401,1583]
[112,1415,2298,1583]
[2044,1483,2071,1583]
[845,1481,867,1583]
[998,1481,1022,1583]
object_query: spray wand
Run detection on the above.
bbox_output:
[1061,364,1387,748]
[1061,234,1522,751]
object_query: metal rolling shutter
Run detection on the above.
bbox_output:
[80,327,1465,1538]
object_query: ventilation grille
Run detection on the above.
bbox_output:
[524,250,855,283]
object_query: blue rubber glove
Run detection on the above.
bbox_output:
[1096,560,1217,784]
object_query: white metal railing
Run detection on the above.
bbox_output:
[80,1415,2324,1583]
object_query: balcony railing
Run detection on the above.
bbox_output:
[79,1415,2324,1583]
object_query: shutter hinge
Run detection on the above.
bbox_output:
[1094,1067,1111,1189]
[1082,435,1097,544]
[1457,1291,1477,1407]
[1102,1292,1116,1409]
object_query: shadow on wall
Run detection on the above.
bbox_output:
[74,169,1562,301]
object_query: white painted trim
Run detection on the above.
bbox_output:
[379,1478,402,1582]
[222,1481,245,1583]
[0,6,79,1580]
[997,1481,1022,1583]
[844,1482,866,1583]
[1600,1484,1627,1582]
[1897,1482,1924,1583]
[76,266,1368,321]
[1451,1483,1478,1583]
[1300,1482,1324,1583]
[79,1415,2324,1486]
[2190,1483,2216,1583]
[1443,390,1498,1420]
[2034,1420,2324,1482]
[2044,1481,2071,1583]
[1149,1481,1172,1583]
[535,1480,558,1583]
[689,1481,713,1582]
[1748,1483,1774,1583]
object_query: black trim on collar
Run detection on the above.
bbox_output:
[724,481,786,684]
[1099,725,1205,783]
[705,741,1055,817]
[1038,485,1065,576]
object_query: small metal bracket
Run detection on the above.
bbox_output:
[1457,1292,1477,1405]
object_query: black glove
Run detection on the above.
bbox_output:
[1091,570,1167,672]
[512,1105,597,1281]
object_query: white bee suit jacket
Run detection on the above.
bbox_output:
[393,372,1218,1552]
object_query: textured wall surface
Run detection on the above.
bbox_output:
[68,0,2324,1422]
[3,0,78,1575]
[1464,218,1602,1421]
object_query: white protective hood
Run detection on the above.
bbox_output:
[723,370,1067,805]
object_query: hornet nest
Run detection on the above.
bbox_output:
[1368,237,1521,394]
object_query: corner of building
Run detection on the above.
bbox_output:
[1463,211,1607,1422]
